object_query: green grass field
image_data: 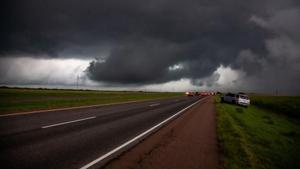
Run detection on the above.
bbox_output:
[216,95,300,169]
[250,95,300,118]
[0,88,183,115]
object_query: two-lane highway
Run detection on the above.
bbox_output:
[0,96,203,169]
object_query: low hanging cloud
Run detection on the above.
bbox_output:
[0,0,300,94]
[0,57,91,86]
[233,8,300,94]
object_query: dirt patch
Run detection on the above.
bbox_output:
[104,96,221,169]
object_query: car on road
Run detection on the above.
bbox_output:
[185,91,194,96]
[221,93,250,107]
[200,92,209,96]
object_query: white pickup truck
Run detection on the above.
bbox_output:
[221,93,250,107]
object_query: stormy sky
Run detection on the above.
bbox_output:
[1,0,300,94]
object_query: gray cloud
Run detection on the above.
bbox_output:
[232,8,300,94]
[1,0,300,94]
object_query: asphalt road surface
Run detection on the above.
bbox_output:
[104,96,220,169]
[0,96,201,169]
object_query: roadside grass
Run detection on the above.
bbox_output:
[250,95,300,118]
[216,96,300,169]
[0,88,183,114]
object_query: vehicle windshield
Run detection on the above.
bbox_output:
[239,95,249,99]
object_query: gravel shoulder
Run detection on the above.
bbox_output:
[104,96,221,169]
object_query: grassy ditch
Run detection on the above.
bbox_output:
[216,96,300,169]
[0,88,183,115]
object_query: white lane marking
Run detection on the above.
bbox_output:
[41,116,96,129]
[149,103,161,107]
[80,98,203,169]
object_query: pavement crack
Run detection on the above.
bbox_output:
[136,128,177,168]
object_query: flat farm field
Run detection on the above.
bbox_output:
[0,88,182,115]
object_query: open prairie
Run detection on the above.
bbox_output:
[0,88,182,115]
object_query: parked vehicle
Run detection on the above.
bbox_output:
[236,94,250,107]
[221,93,250,107]
[221,93,237,103]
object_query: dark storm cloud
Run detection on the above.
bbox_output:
[0,0,272,57]
[1,0,300,93]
